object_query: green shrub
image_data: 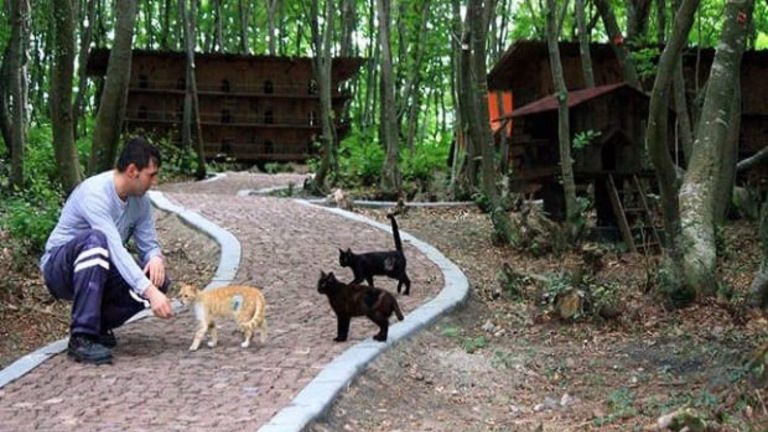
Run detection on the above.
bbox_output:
[337,128,385,187]
[1,190,61,254]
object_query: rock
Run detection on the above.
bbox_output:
[481,320,496,333]
[560,393,576,407]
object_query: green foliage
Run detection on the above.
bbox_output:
[440,325,461,338]
[0,123,67,254]
[337,127,385,187]
[400,136,451,187]
[572,129,602,151]
[461,335,488,354]
[589,280,622,317]
[543,272,573,305]
[0,191,61,254]
[152,136,200,180]
[594,387,637,426]
[629,47,661,81]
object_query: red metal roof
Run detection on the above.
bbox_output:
[500,82,644,119]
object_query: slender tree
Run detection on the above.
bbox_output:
[594,0,641,88]
[238,0,249,54]
[179,0,207,180]
[644,0,700,304]
[266,0,280,55]
[51,0,81,193]
[73,0,97,139]
[575,0,595,88]
[306,0,338,192]
[546,0,578,231]
[8,0,30,189]
[377,0,401,196]
[89,0,137,174]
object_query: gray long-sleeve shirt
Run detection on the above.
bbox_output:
[40,170,162,295]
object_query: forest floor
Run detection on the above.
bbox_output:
[2,180,768,431]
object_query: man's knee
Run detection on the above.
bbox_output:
[83,229,108,249]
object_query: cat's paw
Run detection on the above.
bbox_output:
[207,340,217,348]
[240,341,251,348]
[373,334,387,342]
[333,336,347,342]
[189,343,200,351]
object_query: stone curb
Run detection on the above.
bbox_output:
[257,200,470,432]
[239,187,476,209]
[0,191,241,390]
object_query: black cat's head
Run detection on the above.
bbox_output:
[338,248,353,267]
[317,271,338,294]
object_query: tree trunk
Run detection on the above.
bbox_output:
[161,0,172,49]
[51,0,81,193]
[750,201,768,307]
[400,0,430,150]
[670,0,693,166]
[448,0,464,194]
[339,0,356,57]
[680,0,754,298]
[180,0,207,179]
[8,0,29,189]
[656,0,667,42]
[644,0,699,305]
[626,0,652,43]
[466,0,514,243]
[458,18,477,190]
[266,0,279,55]
[307,0,337,192]
[89,0,137,174]
[238,0,249,54]
[712,74,741,224]
[213,0,223,52]
[144,0,153,49]
[594,0,641,88]
[73,0,97,140]
[377,0,401,196]
[546,0,578,230]
[0,44,13,154]
[575,0,594,87]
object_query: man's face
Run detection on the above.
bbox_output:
[128,160,159,196]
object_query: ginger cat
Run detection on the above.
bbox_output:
[178,283,268,351]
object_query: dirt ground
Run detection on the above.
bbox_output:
[307,207,768,432]
[2,196,768,431]
[0,209,218,369]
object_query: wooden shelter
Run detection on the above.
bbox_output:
[488,40,768,181]
[486,40,768,250]
[86,49,365,162]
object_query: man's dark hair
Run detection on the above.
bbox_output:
[115,137,162,172]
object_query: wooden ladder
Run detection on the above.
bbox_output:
[606,174,663,254]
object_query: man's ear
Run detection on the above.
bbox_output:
[126,163,139,179]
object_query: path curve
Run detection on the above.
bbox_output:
[0,173,468,431]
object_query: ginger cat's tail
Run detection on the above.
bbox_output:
[246,289,268,344]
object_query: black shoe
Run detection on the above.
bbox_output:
[67,333,112,365]
[97,329,117,348]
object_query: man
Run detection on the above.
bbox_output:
[40,137,174,365]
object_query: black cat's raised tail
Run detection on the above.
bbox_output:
[387,214,403,252]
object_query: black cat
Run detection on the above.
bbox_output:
[339,214,411,295]
[317,271,404,342]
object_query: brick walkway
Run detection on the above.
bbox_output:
[0,174,444,431]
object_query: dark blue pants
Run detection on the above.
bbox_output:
[42,229,170,336]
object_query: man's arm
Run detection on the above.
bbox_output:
[133,198,165,287]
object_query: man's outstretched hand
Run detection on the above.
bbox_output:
[144,284,174,319]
